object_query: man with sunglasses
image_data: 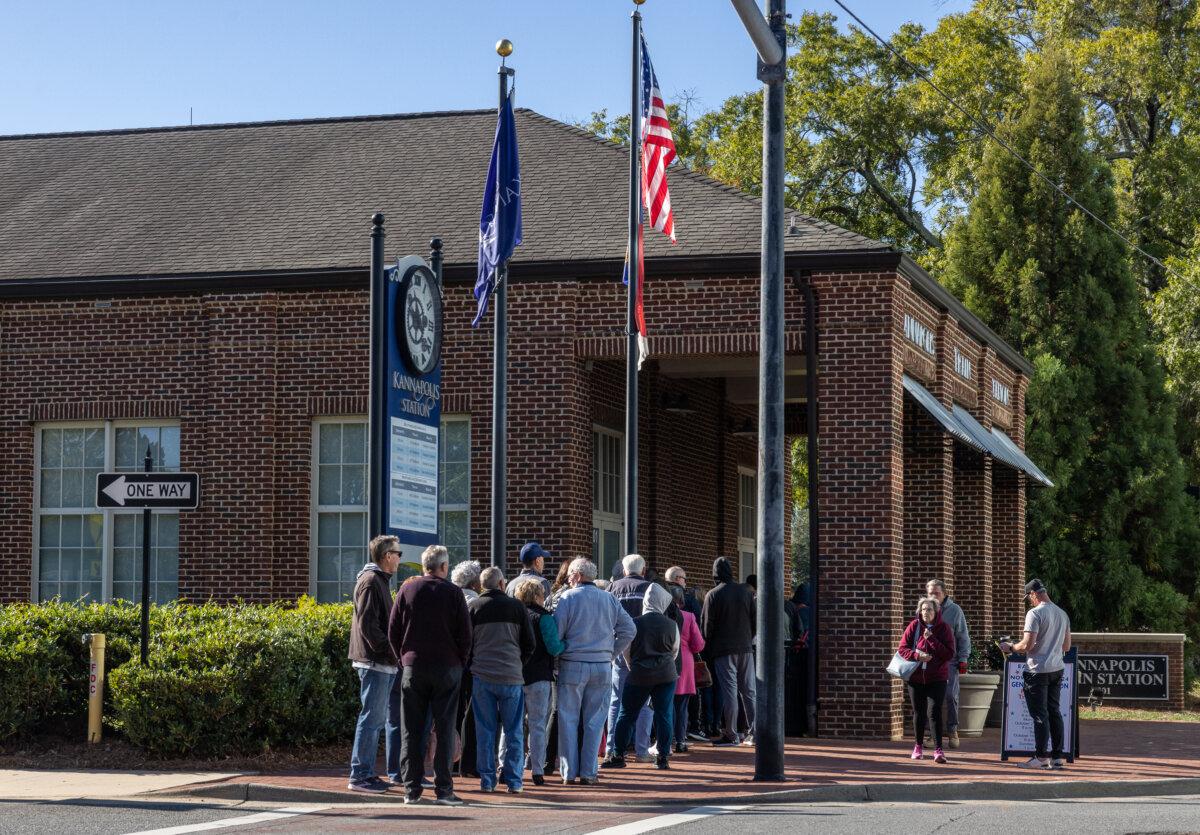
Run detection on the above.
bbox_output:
[347,535,403,793]
[1000,579,1072,770]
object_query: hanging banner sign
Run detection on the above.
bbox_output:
[1000,648,1079,762]
[384,256,443,551]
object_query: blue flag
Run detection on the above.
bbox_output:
[473,91,522,327]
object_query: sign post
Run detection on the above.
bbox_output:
[96,464,201,664]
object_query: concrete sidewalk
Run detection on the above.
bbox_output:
[3,719,1193,807]
[157,719,1200,807]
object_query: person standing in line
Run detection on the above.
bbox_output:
[347,535,402,794]
[1000,579,1072,770]
[601,584,681,770]
[926,579,971,749]
[554,557,636,785]
[509,541,553,599]
[605,554,654,762]
[452,560,483,603]
[896,596,955,763]
[387,544,472,806]
[468,566,535,793]
[546,560,574,611]
[701,557,756,746]
[508,577,565,785]
[667,583,705,753]
[665,566,708,742]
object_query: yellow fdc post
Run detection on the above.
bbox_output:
[84,633,106,743]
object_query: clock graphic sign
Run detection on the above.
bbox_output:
[395,263,442,376]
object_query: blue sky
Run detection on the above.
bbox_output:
[0,0,970,136]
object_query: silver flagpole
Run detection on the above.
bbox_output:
[491,39,515,569]
[624,5,643,558]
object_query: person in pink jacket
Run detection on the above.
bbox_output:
[897,596,956,763]
[669,584,706,753]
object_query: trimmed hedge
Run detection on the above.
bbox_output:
[0,599,359,756]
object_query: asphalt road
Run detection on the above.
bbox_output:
[2,793,1199,834]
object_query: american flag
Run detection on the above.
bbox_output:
[639,32,676,242]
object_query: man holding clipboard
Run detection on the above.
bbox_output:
[1000,579,1073,770]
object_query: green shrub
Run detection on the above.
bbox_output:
[0,598,358,757]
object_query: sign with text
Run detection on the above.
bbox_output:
[384,256,441,551]
[1000,648,1079,762]
[96,472,200,509]
[1077,654,1169,701]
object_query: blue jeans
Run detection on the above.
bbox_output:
[614,680,675,759]
[606,662,652,756]
[473,678,525,790]
[557,660,610,780]
[497,680,554,777]
[350,667,396,782]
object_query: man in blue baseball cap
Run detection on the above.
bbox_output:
[510,542,552,599]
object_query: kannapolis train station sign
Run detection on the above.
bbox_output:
[1077,653,1169,701]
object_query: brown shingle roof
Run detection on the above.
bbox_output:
[0,109,889,282]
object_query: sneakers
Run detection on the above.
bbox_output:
[599,755,627,769]
[655,755,670,770]
[635,753,654,763]
[434,792,464,806]
[948,729,960,749]
[506,785,523,794]
[933,748,947,764]
[1018,757,1051,770]
[479,783,497,792]
[910,744,923,760]
[347,778,389,794]
[687,731,708,742]
[711,735,739,747]
[647,743,659,757]
[740,734,755,746]
[674,742,688,754]
[562,776,578,785]
[404,792,423,805]
[1050,758,1067,770]
[578,776,599,785]
[532,774,545,786]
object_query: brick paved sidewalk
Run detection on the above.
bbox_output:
[173,719,1200,807]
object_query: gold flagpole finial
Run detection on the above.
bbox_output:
[496,39,514,57]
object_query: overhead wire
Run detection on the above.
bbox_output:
[829,0,1190,286]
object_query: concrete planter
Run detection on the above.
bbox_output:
[958,672,1002,737]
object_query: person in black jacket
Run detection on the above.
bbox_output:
[347,535,401,794]
[701,557,756,746]
[601,584,680,770]
[506,577,565,785]
[604,554,654,761]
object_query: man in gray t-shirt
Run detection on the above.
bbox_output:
[1001,579,1072,770]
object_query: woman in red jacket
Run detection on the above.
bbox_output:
[897,596,956,763]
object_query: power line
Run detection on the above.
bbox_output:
[829,0,1189,286]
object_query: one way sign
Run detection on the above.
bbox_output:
[96,473,201,509]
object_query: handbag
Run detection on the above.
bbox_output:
[694,655,713,689]
[886,623,921,681]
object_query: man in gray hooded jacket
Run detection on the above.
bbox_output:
[927,578,971,748]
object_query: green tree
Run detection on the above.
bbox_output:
[1150,237,1200,484]
[944,48,1199,633]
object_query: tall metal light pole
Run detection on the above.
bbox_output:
[624,6,643,558]
[490,39,515,569]
[730,0,787,782]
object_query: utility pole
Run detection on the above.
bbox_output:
[730,0,787,782]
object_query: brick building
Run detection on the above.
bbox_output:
[0,109,1050,737]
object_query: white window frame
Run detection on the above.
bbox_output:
[309,416,369,601]
[32,419,181,603]
[592,425,625,581]
[438,414,471,565]
[737,466,757,583]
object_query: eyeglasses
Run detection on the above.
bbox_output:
[385,550,402,556]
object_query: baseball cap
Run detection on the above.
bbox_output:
[1024,578,1046,595]
[520,542,550,564]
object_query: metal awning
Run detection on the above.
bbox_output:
[902,375,986,454]
[950,403,1054,488]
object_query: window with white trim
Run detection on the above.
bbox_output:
[311,415,471,601]
[35,422,180,604]
[592,426,624,582]
[313,419,368,603]
[737,467,757,583]
[439,416,470,565]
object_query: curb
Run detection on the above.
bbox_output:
[163,776,1200,808]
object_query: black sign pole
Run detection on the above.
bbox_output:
[491,54,515,569]
[140,448,152,665]
[368,213,387,539]
[623,9,641,558]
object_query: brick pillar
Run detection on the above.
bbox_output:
[953,446,992,642]
[813,270,905,739]
[902,406,954,603]
[991,373,1028,637]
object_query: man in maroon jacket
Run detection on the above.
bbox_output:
[388,544,473,805]
[897,596,955,763]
